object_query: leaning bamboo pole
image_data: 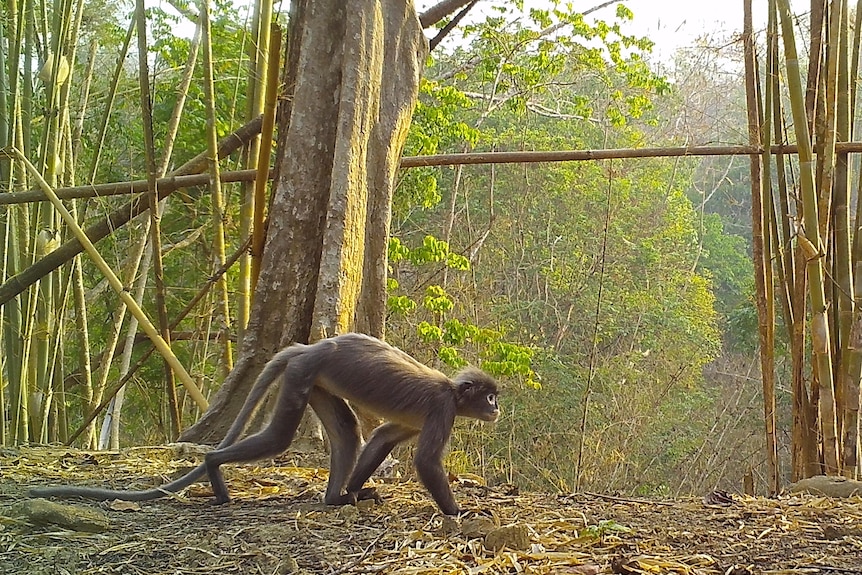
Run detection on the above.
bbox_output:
[3,148,209,411]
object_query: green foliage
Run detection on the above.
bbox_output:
[387,234,537,379]
[392,2,734,495]
[581,520,632,539]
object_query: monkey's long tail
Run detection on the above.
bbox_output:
[30,340,329,501]
[30,463,208,501]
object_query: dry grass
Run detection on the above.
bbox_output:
[2,446,861,574]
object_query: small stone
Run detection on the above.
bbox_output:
[17,498,109,533]
[439,515,460,535]
[337,505,358,520]
[484,524,530,551]
[279,555,299,573]
[461,516,496,538]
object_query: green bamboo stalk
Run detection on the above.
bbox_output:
[70,254,95,445]
[777,0,841,474]
[88,20,134,183]
[251,24,280,291]
[0,5,9,184]
[200,0,234,372]
[240,0,275,338]
[157,27,202,176]
[71,39,97,156]
[839,0,862,475]
[8,70,31,442]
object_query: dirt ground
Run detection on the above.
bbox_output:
[2,446,861,574]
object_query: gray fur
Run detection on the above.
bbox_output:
[31,333,500,515]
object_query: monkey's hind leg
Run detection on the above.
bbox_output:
[204,397,309,504]
[308,387,365,506]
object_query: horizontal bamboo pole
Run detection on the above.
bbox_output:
[0,115,263,305]
[9,142,862,207]
[400,141,862,168]
[3,147,209,411]
[0,168,270,205]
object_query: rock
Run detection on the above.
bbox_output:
[786,475,862,498]
[279,554,299,573]
[439,515,460,535]
[484,524,530,551]
[461,516,496,538]
[17,498,109,533]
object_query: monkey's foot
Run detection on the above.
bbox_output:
[326,487,381,507]
[352,487,381,503]
[209,495,231,506]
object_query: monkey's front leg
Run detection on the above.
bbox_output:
[327,423,419,507]
[414,415,462,515]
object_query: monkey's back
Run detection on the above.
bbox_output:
[310,333,456,427]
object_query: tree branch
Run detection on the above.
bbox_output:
[419,0,474,28]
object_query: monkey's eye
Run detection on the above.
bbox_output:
[487,394,496,405]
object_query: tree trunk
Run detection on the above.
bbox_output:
[180,0,426,444]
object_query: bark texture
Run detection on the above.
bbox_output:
[180,0,425,443]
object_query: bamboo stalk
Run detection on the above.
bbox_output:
[135,0,182,437]
[237,0,274,342]
[3,147,209,411]
[200,0,234,372]
[87,20,135,183]
[778,0,841,474]
[744,0,780,494]
[251,24,281,291]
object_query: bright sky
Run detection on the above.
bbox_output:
[622,0,747,60]
[416,1,779,63]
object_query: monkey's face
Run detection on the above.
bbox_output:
[478,391,500,422]
[456,379,500,422]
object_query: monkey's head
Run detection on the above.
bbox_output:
[453,368,500,422]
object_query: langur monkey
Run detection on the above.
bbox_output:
[31,333,501,515]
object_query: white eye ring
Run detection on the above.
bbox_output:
[487,394,496,404]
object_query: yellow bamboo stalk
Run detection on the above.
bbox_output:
[777,0,841,474]
[4,147,209,410]
[251,24,281,291]
[200,0,234,371]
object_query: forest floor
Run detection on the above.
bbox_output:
[1,445,861,575]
